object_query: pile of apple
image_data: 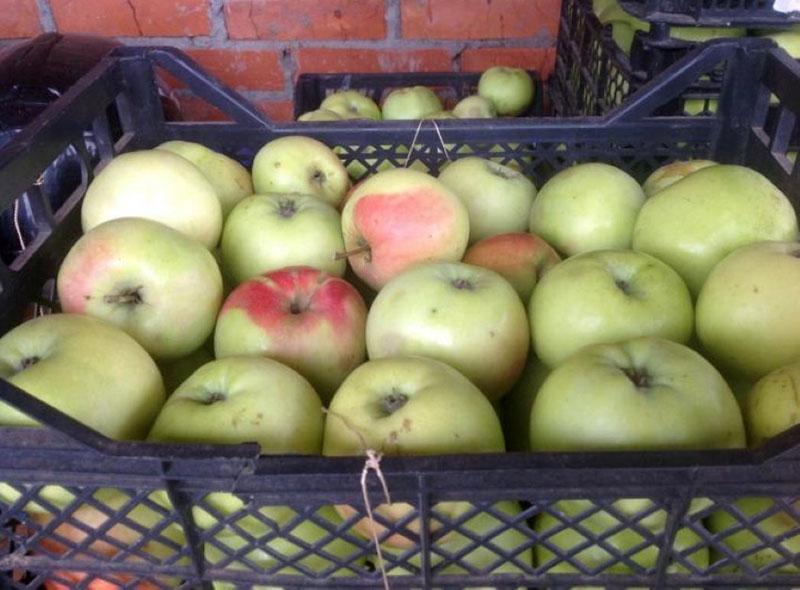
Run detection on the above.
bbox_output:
[298,65,535,122]
[1,134,800,586]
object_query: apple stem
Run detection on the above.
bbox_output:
[622,367,652,389]
[335,244,371,261]
[380,391,409,415]
[104,286,144,306]
[17,356,40,372]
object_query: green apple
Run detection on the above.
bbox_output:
[596,2,649,54]
[477,67,534,116]
[320,89,382,120]
[462,232,561,303]
[81,149,223,249]
[220,192,345,285]
[381,86,443,120]
[696,241,800,380]
[707,497,800,573]
[499,355,550,452]
[366,262,529,401]
[642,159,718,197]
[157,340,215,395]
[438,157,537,244]
[340,168,469,290]
[744,361,800,446]
[297,107,343,122]
[529,163,646,257]
[671,26,746,42]
[429,110,457,119]
[156,140,253,219]
[633,165,798,296]
[530,337,746,451]
[323,356,505,547]
[530,249,694,367]
[57,217,224,360]
[252,136,351,209]
[214,266,367,404]
[452,95,497,119]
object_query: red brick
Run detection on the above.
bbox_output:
[186,49,284,91]
[0,0,41,38]
[177,95,232,122]
[296,48,452,75]
[461,47,557,78]
[50,0,210,37]
[256,100,295,122]
[401,0,560,40]
[225,0,386,40]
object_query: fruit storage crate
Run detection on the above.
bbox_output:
[618,0,800,26]
[2,34,800,590]
[292,71,545,119]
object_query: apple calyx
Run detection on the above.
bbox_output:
[17,355,40,372]
[288,297,309,315]
[614,278,633,296]
[310,168,327,186]
[485,161,519,180]
[277,198,298,218]
[621,366,652,389]
[379,389,409,416]
[103,286,144,307]
[451,278,474,291]
[200,391,227,405]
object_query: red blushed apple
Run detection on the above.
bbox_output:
[214,266,367,404]
[340,168,470,290]
[463,233,561,303]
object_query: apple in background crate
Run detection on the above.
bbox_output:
[320,89,382,120]
[297,108,343,121]
[381,86,443,120]
[478,66,535,116]
[452,95,497,119]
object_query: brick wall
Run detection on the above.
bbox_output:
[0,0,559,122]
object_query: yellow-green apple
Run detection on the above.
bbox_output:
[452,95,497,119]
[671,26,746,42]
[429,110,458,119]
[157,341,215,395]
[381,86,443,120]
[340,168,469,290]
[366,262,529,401]
[251,136,351,208]
[530,249,694,367]
[530,336,745,451]
[642,159,718,197]
[743,361,800,446]
[81,149,222,249]
[477,66,535,116]
[220,193,345,285]
[155,140,253,219]
[707,497,800,573]
[462,232,561,303]
[57,217,223,360]
[297,108,343,122]
[530,336,744,576]
[0,313,164,437]
[596,1,649,54]
[323,356,505,547]
[499,355,550,452]
[696,241,800,380]
[633,165,798,296]
[320,89,382,120]
[438,157,537,244]
[529,163,646,257]
[214,266,367,404]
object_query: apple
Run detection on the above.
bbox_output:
[477,66,535,116]
[530,336,746,451]
[157,340,215,395]
[530,249,694,367]
[696,240,800,380]
[452,95,497,119]
[499,355,550,452]
[340,168,470,290]
[320,89,382,120]
[251,136,351,209]
[323,356,505,548]
[462,232,560,303]
[529,163,646,257]
[366,262,529,401]
[428,110,457,119]
[671,26,746,42]
[220,192,345,285]
[214,266,367,404]
[438,157,537,244]
[57,217,223,360]
[596,1,649,54]
[81,149,222,249]
[155,140,253,219]
[297,108,343,122]
[381,86,443,120]
[642,159,718,197]
[744,361,800,446]
[633,164,798,296]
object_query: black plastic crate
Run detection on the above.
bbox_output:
[293,70,545,119]
[0,35,800,589]
[619,0,800,26]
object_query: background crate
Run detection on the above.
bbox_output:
[619,0,800,26]
[293,71,545,119]
[0,31,800,590]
